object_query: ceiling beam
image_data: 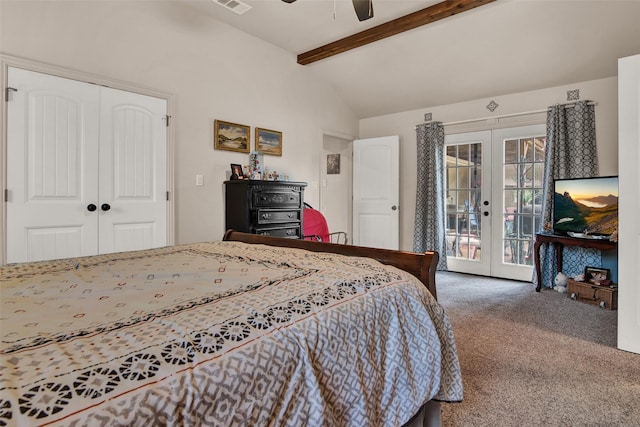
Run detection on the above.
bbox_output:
[297,0,496,65]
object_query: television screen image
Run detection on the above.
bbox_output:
[553,176,618,236]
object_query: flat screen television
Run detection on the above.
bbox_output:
[553,176,618,237]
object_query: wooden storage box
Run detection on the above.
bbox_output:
[567,279,618,310]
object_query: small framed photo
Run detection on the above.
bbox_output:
[230,163,244,180]
[584,266,611,285]
[255,128,282,156]
[214,120,250,153]
[327,154,340,174]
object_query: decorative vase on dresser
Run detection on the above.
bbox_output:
[224,180,307,239]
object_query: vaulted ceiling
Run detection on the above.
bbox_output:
[185,0,640,118]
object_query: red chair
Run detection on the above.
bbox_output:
[303,203,348,244]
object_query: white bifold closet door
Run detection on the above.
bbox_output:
[6,67,167,263]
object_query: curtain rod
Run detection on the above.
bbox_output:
[415,100,597,129]
[548,99,597,110]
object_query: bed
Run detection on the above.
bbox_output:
[0,230,462,426]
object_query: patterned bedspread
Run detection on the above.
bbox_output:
[0,241,462,426]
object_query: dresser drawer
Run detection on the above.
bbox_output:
[252,189,301,208]
[255,226,301,239]
[255,209,301,225]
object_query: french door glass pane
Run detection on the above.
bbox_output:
[503,135,546,265]
[446,143,482,261]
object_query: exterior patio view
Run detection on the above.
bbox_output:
[446,135,546,267]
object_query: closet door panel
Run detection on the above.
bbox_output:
[6,67,99,263]
[98,86,167,254]
[6,68,168,263]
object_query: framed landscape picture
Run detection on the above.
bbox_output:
[255,127,282,156]
[214,120,250,153]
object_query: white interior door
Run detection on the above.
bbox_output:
[353,136,399,250]
[6,67,167,263]
[618,53,640,354]
[6,67,100,263]
[99,86,167,253]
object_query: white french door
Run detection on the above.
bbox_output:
[445,124,546,281]
[6,67,167,263]
[445,131,492,276]
[491,125,546,280]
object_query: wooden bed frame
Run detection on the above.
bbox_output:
[223,230,440,300]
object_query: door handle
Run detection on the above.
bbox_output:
[483,211,489,217]
[101,203,111,212]
[391,205,398,211]
[87,204,97,212]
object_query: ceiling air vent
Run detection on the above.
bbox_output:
[215,0,252,15]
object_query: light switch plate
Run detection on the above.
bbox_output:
[196,174,204,186]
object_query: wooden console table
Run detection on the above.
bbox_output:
[534,233,617,292]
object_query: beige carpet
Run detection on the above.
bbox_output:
[436,272,640,427]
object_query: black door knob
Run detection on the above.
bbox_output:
[87,204,97,212]
[101,203,111,212]
[483,211,489,216]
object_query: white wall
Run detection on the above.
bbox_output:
[0,0,358,245]
[321,134,352,242]
[617,53,640,354]
[359,77,618,251]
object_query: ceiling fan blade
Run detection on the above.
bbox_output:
[282,0,297,3]
[352,0,374,21]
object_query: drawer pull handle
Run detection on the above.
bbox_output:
[262,213,270,219]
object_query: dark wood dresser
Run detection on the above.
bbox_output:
[224,180,307,239]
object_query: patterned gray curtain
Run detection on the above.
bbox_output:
[536,101,599,287]
[414,122,448,270]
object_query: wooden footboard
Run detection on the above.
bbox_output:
[223,230,439,299]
